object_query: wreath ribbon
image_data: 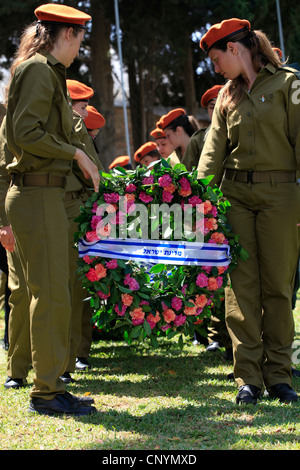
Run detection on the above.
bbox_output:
[78,237,231,267]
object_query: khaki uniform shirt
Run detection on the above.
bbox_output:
[182,127,207,171]
[197,64,300,185]
[5,51,76,176]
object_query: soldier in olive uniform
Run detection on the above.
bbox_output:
[158,108,198,161]
[4,4,100,415]
[197,18,300,404]
[182,85,223,172]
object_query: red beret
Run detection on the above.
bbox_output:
[157,108,186,130]
[272,47,283,58]
[201,85,223,107]
[134,142,158,162]
[109,156,130,169]
[67,79,94,101]
[35,3,91,27]
[200,18,251,53]
[84,105,105,130]
[150,127,166,139]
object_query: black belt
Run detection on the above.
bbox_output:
[224,169,296,183]
[11,173,66,188]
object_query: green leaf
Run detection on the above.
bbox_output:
[149,264,166,274]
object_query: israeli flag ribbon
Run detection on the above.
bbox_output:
[78,238,231,267]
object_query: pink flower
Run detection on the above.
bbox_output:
[121,293,133,306]
[124,273,139,291]
[196,273,208,288]
[86,268,99,283]
[106,259,118,269]
[92,202,99,213]
[130,307,145,325]
[158,174,173,187]
[164,183,177,193]
[83,255,93,265]
[97,224,112,238]
[95,263,107,280]
[125,200,136,214]
[171,296,182,311]
[162,190,173,202]
[125,183,137,193]
[114,304,127,316]
[97,290,110,300]
[202,266,212,274]
[188,195,202,207]
[163,308,176,323]
[86,230,99,242]
[110,211,125,225]
[207,277,218,291]
[104,193,119,204]
[146,311,160,329]
[178,177,192,197]
[218,266,227,275]
[142,176,154,185]
[209,232,228,245]
[181,284,187,295]
[216,276,224,288]
[184,300,197,316]
[91,215,102,230]
[139,191,153,203]
[174,314,187,326]
[205,217,218,232]
[195,294,207,308]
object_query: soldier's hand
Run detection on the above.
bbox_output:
[74,148,100,193]
[0,225,15,252]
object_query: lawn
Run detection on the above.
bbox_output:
[0,297,300,451]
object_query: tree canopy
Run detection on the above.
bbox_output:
[0,0,298,165]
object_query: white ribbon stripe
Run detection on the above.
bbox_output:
[78,238,231,267]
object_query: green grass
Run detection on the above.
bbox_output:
[1,300,300,451]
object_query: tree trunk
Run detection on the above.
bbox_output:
[89,0,115,170]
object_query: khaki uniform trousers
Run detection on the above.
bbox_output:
[220,178,300,390]
[6,246,31,379]
[5,185,71,399]
[64,196,90,372]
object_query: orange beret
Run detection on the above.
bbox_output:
[150,128,166,139]
[84,105,105,130]
[200,18,251,53]
[157,108,186,130]
[35,3,91,27]
[134,142,158,162]
[201,85,223,107]
[109,156,130,169]
[67,79,94,101]
[273,47,283,58]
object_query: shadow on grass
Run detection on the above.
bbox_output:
[66,339,300,450]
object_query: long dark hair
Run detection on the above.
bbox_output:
[4,21,82,104]
[213,29,282,114]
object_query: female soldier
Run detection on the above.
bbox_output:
[197,19,300,404]
[4,3,99,415]
[158,108,199,160]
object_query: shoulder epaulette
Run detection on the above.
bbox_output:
[282,66,300,80]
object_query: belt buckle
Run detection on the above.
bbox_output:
[246,170,253,183]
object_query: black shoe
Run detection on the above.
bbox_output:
[64,391,95,406]
[236,385,261,405]
[28,392,96,416]
[292,367,300,378]
[75,357,91,371]
[4,377,27,389]
[60,372,75,384]
[267,383,298,403]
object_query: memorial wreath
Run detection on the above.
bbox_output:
[74,159,248,348]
